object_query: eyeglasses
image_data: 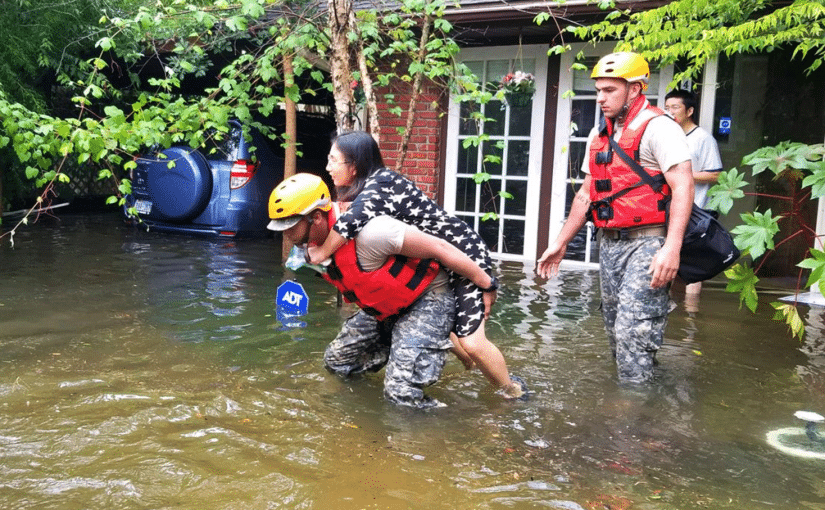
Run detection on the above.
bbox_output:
[327,155,350,165]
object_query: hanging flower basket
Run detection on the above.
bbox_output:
[505,91,533,108]
[499,71,535,108]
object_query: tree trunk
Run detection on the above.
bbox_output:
[282,54,298,261]
[356,36,380,141]
[395,14,432,171]
[328,0,355,132]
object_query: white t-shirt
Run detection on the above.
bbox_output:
[686,126,723,207]
[354,215,449,293]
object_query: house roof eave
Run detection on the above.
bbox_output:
[441,0,669,24]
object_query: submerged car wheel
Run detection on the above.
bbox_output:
[146,147,213,221]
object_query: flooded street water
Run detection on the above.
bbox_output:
[2,212,825,509]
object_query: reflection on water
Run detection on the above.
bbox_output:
[2,213,825,509]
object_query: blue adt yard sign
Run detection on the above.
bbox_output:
[276,280,309,315]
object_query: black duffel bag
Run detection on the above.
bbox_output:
[676,204,740,284]
[607,137,740,283]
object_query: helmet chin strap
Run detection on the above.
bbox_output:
[615,102,631,124]
[615,86,635,123]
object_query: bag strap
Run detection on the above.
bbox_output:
[590,180,646,208]
[607,137,667,194]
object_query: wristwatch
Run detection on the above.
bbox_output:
[481,276,499,292]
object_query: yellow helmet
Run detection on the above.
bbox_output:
[591,52,650,90]
[267,173,332,231]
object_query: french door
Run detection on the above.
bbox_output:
[445,45,548,262]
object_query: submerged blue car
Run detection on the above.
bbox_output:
[123,120,283,238]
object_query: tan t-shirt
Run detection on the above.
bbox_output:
[354,215,449,293]
[582,108,692,175]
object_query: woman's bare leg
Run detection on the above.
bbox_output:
[457,320,525,398]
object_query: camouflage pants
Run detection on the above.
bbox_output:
[323,289,455,408]
[599,235,673,383]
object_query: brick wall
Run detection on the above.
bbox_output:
[374,80,446,199]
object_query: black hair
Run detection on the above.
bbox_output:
[664,89,698,119]
[332,131,385,202]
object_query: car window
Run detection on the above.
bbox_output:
[201,125,243,161]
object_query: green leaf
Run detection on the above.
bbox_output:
[797,248,825,296]
[802,161,825,199]
[96,37,113,51]
[730,209,781,259]
[706,167,747,214]
[473,172,490,184]
[725,263,759,312]
[534,12,551,25]
[771,302,805,340]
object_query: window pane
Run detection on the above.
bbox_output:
[479,179,502,214]
[563,183,587,262]
[508,101,532,136]
[459,101,479,136]
[506,140,530,176]
[562,181,599,263]
[455,177,477,212]
[503,219,525,254]
[568,141,588,180]
[573,57,600,94]
[465,60,483,79]
[479,217,499,252]
[515,58,535,75]
[503,180,527,216]
[571,99,596,138]
[204,125,241,160]
[457,214,476,233]
[482,141,503,175]
[457,143,478,175]
[485,101,505,136]
[486,60,510,90]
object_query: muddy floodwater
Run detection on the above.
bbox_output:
[2,213,825,510]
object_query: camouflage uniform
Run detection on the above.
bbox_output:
[323,289,455,409]
[599,235,673,383]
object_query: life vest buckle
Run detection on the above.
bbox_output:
[591,200,614,221]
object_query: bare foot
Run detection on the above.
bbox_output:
[500,375,529,401]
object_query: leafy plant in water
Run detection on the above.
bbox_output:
[711,141,825,339]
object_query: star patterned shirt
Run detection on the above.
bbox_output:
[333,168,492,337]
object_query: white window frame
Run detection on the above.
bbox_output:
[444,44,549,262]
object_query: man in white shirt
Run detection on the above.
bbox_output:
[665,89,724,296]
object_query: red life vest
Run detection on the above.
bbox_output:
[320,208,441,321]
[588,95,671,229]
